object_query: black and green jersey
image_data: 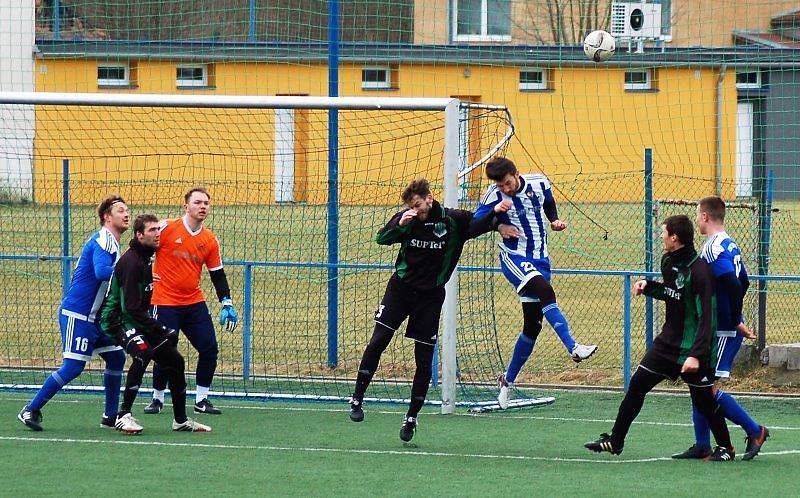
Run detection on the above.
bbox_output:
[376,200,496,291]
[99,239,161,338]
[643,245,718,367]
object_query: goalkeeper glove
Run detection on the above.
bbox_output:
[219,297,238,332]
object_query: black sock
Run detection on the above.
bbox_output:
[121,358,148,414]
[407,342,435,419]
[352,324,394,401]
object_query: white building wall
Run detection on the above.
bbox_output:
[0,0,35,200]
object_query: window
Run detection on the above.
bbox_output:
[736,69,762,89]
[361,66,392,90]
[176,64,209,87]
[519,68,548,91]
[97,63,129,86]
[624,69,653,90]
[454,0,511,41]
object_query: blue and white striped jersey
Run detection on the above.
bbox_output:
[475,174,556,259]
[60,227,120,322]
[700,230,749,334]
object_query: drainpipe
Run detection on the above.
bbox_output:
[715,65,727,195]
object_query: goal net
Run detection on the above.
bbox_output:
[0,92,529,409]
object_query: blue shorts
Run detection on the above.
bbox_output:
[714,333,744,378]
[499,252,551,302]
[59,309,122,362]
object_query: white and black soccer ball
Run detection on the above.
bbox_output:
[583,30,616,62]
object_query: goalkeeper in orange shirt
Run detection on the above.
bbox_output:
[143,187,238,416]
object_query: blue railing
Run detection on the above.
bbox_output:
[5,249,796,390]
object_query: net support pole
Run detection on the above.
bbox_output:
[326,0,340,368]
[643,148,654,350]
[61,158,70,299]
[242,263,253,381]
[53,0,61,40]
[623,274,632,391]
[441,99,460,415]
[757,170,774,352]
[247,0,256,42]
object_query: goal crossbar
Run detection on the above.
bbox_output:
[0,91,505,112]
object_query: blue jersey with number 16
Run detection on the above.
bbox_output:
[59,227,120,322]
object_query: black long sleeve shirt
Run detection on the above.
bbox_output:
[643,245,718,367]
[376,200,497,291]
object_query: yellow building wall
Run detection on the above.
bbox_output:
[33,58,737,205]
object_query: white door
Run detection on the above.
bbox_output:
[735,101,754,198]
[274,108,295,202]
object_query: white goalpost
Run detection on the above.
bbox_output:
[0,91,523,413]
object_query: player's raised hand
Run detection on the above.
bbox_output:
[633,279,647,295]
[736,322,757,340]
[550,219,567,231]
[498,223,520,239]
[493,200,513,213]
[399,209,418,226]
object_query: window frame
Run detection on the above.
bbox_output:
[361,66,393,90]
[736,68,762,89]
[97,63,130,87]
[176,64,209,88]
[519,68,548,91]
[624,69,653,91]
[452,0,512,42]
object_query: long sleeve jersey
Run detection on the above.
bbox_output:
[376,200,497,291]
[474,173,559,260]
[643,245,718,367]
[60,227,120,322]
[99,239,162,338]
[700,231,750,336]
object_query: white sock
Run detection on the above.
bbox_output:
[153,390,165,403]
[196,385,209,404]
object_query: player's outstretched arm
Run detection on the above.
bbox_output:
[467,200,512,239]
[639,279,667,301]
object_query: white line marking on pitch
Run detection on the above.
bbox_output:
[2,436,798,464]
[3,396,800,431]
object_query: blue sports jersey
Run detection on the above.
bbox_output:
[60,227,120,322]
[475,174,557,260]
[700,231,749,335]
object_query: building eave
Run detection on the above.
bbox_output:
[35,40,800,68]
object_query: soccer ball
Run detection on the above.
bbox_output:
[583,30,615,62]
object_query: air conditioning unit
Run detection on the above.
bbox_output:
[610,2,662,39]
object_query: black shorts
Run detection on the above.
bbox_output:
[639,350,716,388]
[374,275,446,345]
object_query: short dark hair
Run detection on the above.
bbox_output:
[97,195,126,226]
[184,187,211,204]
[133,214,159,235]
[485,157,518,181]
[698,196,726,222]
[663,214,694,246]
[401,179,431,204]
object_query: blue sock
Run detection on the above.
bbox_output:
[541,303,576,352]
[692,404,712,450]
[717,390,761,437]
[101,350,126,419]
[28,358,86,410]
[505,333,535,384]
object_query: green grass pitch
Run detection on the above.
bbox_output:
[2,390,799,496]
